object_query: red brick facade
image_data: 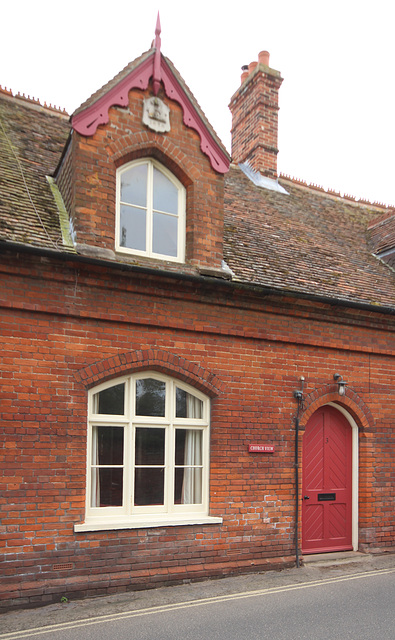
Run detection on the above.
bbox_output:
[1,247,394,608]
[1,42,394,610]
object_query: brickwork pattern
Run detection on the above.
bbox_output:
[1,252,394,608]
[55,143,74,226]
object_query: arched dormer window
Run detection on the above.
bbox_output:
[76,373,222,531]
[116,159,186,262]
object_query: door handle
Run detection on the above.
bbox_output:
[303,495,310,500]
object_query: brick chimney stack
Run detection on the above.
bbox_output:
[229,51,283,179]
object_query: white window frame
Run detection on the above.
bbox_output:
[75,372,221,532]
[115,159,186,263]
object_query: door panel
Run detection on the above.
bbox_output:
[302,406,353,553]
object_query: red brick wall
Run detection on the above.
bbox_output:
[56,142,73,222]
[1,251,394,608]
[57,84,225,269]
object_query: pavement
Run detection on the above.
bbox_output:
[1,550,395,636]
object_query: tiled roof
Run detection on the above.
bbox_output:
[0,90,394,310]
[224,165,395,308]
[0,92,72,250]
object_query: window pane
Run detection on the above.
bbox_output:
[94,384,125,415]
[121,163,147,207]
[120,204,146,250]
[136,378,166,416]
[175,468,202,504]
[91,468,123,507]
[134,468,164,505]
[135,427,165,465]
[153,167,178,213]
[175,429,203,504]
[152,212,178,257]
[175,429,202,465]
[95,426,124,465]
[176,388,203,418]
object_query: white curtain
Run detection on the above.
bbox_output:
[182,431,202,504]
[182,395,202,504]
[91,428,100,507]
[187,394,202,420]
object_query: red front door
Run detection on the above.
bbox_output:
[302,406,353,554]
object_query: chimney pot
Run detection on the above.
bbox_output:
[258,50,270,66]
[241,65,249,84]
[248,61,258,74]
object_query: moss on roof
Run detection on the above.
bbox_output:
[0,93,72,251]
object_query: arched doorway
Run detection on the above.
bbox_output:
[302,405,355,554]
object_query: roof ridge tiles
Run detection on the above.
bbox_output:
[279,172,393,210]
[280,173,308,187]
[0,85,69,116]
[0,85,13,97]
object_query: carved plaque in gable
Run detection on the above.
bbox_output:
[142,97,170,133]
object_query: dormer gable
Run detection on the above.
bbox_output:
[56,17,230,273]
[71,51,229,175]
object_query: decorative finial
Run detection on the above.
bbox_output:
[153,12,162,95]
[155,12,161,40]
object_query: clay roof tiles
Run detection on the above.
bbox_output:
[0,92,71,250]
[0,87,394,311]
[224,165,395,308]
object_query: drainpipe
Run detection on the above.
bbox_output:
[293,377,305,568]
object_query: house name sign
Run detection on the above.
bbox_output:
[248,444,275,453]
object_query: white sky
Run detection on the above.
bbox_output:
[2,0,394,206]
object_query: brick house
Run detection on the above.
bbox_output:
[1,21,394,609]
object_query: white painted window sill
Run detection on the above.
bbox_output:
[74,515,223,533]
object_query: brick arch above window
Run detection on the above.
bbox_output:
[109,133,199,185]
[298,383,375,431]
[74,349,224,398]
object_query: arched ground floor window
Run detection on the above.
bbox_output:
[75,372,221,531]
